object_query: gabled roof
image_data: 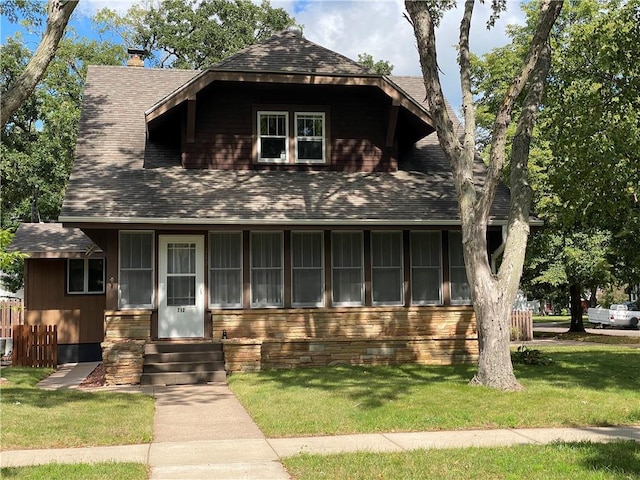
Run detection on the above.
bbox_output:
[8,223,102,258]
[58,33,519,228]
[144,30,434,131]
[214,28,371,75]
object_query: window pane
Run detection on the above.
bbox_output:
[297,140,323,160]
[167,276,195,306]
[372,268,402,304]
[251,269,283,306]
[292,232,323,306]
[251,233,283,307]
[120,270,153,307]
[260,138,286,160]
[209,233,242,307]
[210,270,241,306]
[333,268,362,304]
[68,259,84,293]
[88,259,104,293]
[332,232,362,268]
[411,231,441,267]
[371,232,403,305]
[449,231,471,304]
[292,269,323,305]
[412,268,441,304]
[120,232,153,307]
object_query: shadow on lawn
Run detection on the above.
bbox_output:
[513,347,639,392]
[243,347,639,409]
[577,440,640,477]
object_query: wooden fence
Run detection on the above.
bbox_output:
[12,324,58,367]
[511,310,533,342]
[0,298,24,338]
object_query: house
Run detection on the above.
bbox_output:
[10,28,517,384]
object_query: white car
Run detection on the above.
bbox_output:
[588,302,640,329]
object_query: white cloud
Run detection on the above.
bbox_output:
[76,0,526,110]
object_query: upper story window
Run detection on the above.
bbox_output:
[67,258,105,294]
[258,111,288,163]
[295,113,325,163]
[255,107,328,165]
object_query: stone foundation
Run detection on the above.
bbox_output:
[216,307,478,372]
[102,310,151,385]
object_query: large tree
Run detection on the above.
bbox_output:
[473,0,640,330]
[95,0,295,69]
[405,0,564,390]
[0,0,76,127]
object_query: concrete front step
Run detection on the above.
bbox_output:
[141,370,227,386]
[142,341,227,386]
[145,352,224,363]
[145,342,223,354]
[144,361,226,374]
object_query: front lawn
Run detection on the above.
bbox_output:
[0,462,148,480]
[284,440,640,480]
[0,367,154,450]
[228,346,640,437]
[535,331,640,345]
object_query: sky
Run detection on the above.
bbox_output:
[1,0,527,112]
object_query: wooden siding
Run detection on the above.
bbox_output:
[24,259,105,344]
[181,83,397,172]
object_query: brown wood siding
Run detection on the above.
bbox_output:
[181,82,398,172]
[24,259,105,344]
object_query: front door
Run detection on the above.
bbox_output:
[158,235,205,338]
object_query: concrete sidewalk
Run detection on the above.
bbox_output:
[1,362,639,479]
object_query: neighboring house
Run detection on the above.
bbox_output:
[10,29,524,383]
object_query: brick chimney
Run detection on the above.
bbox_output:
[127,48,146,67]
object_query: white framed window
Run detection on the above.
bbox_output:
[209,232,242,308]
[119,231,154,309]
[251,232,283,307]
[411,231,442,305]
[295,112,325,163]
[291,231,324,307]
[448,231,472,305]
[332,231,363,306]
[67,258,105,294]
[371,231,403,305]
[257,111,288,163]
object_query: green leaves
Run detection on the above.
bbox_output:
[95,0,295,69]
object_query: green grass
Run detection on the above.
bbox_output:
[0,462,148,480]
[0,367,154,450]
[535,331,640,345]
[283,441,640,480]
[533,315,586,323]
[228,346,640,437]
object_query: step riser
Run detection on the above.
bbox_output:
[145,343,223,354]
[145,352,223,363]
[144,361,225,373]
[141,371,227,386]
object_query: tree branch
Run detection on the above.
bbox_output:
[1,0,77,127]
[476,0,563,225]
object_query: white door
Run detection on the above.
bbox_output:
[158,235,205,338]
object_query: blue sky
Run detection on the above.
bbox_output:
[1,0,526,112]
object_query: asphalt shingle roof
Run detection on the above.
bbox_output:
[8,223,101,257]
[60,31,512,226]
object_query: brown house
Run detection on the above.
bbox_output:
[10,29,519,384]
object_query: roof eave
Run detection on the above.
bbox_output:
[144,70,435,129]
[59,215,529,227]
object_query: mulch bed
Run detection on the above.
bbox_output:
[79,363,106,388]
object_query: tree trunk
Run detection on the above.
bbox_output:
[1,0,77,127]
[568,283,586,332]
[405,0,563,390]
